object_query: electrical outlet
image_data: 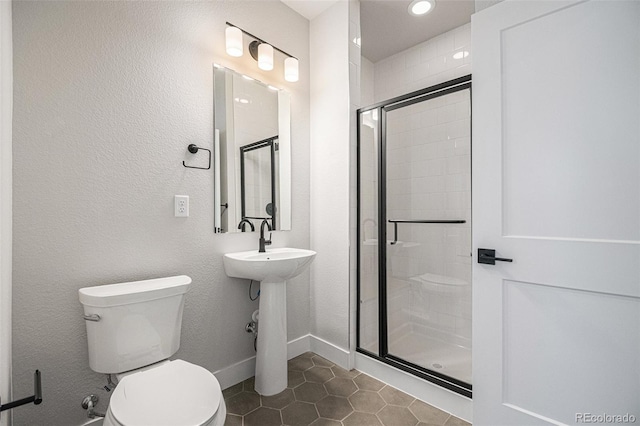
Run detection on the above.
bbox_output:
[174,195,189,217]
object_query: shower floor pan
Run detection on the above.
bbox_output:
[387,330,471,385]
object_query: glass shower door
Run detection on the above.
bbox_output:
[357,76,472,397]
[384,87,472,386]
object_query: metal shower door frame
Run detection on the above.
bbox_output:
[356,75,472,398]
[239,136,278,230]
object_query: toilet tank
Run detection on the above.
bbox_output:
[78,275,191,374]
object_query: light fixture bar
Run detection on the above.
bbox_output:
[225,22,298,61]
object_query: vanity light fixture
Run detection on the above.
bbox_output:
[408,0,435,16]
[225,26,243,57]
[258,43,274,71]
[225,22,299,83]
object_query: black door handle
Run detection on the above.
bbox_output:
[478,248,513,265]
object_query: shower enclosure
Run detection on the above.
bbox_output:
[357,76,472,397]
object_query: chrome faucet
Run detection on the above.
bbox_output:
[238,218,255,232]
[259,219,272,253]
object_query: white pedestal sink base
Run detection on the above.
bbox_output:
[254,280,287,396]
[222,248,316,396]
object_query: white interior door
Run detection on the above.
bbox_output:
[472,1,640,425]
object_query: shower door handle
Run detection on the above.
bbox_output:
[478,248,513,265]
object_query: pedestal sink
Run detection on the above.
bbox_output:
[223,247,316,395]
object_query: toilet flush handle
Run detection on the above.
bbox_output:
[83,314,101,322]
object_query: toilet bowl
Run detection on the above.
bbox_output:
[103,360,226,426]
[79,276,226,426]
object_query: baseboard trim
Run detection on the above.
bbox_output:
[309,335,350,370]
[213,354,257,391]
[287,334,311,359]
[215,334,354,390]
[214,334,311,390]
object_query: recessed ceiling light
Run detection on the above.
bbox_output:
[408,0,435,16]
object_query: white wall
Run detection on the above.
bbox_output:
[361,57,375,107]
[0,2,12,426]
[310,1,351,353]
[11,2,309,425]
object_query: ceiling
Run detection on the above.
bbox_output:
[280,0,475,64]
[280,0,340,21]
[360,0,475,63]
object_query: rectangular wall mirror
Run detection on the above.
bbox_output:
[213,65,292,233]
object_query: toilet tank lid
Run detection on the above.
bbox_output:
[79,275,192,308]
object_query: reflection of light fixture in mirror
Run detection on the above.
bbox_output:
[225,22,299,82]
[408,0,435,16]
[453,51,469,60]
[225,26,243,57]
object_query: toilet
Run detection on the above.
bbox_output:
[79,275,226,426]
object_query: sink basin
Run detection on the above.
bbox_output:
[223,247,316,282]
[222,247,316,396]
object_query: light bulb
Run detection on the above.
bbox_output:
[225,27,243,57]
[284,57,299,82]
[258,43,274,71]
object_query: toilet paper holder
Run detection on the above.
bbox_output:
[0,370,42,418]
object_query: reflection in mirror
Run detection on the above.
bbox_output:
[213,65,291,233]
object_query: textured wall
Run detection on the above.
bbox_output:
[11,2,309,425]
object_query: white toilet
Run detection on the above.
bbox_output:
[79,275,227,426]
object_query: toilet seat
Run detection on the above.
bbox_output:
[109,359,222,426]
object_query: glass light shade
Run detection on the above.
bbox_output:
[258,43,274,71]
[225,27,243,57]
[284,57,299,82]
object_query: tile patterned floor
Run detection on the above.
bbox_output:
[223,352,471,426]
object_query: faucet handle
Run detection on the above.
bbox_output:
[266,232,272,245]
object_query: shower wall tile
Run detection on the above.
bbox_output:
[373,23,471,103]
